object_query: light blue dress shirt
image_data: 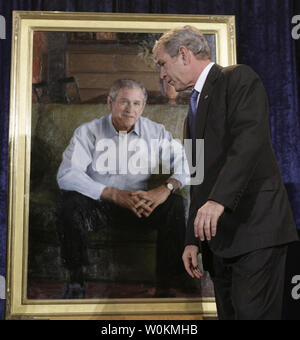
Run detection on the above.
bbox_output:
[57,114,190,200]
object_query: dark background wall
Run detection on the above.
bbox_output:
[1,0,300,319]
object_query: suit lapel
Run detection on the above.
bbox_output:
[195,64,223,139]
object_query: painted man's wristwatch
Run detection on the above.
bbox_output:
[166,182,175,193]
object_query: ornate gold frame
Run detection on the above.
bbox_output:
[6,11,236,320]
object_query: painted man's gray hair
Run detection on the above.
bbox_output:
[153,25,211,60]
[108,78,148,103]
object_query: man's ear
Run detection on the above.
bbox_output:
[178,46,192,65]
[107,96,113,109]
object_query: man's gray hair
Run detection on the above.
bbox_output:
[153,25,211,60]
[108,78,148,103]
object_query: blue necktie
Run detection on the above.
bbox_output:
[188,89,199,140]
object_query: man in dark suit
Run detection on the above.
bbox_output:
[154,26,298,320]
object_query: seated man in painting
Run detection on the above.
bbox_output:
[56,78,190,298]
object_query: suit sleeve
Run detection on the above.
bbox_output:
[208,65,270,211]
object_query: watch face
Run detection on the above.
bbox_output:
[167,183,174,191]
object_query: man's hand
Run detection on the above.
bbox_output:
[182,245,203,279]
[194,200,225,241]
[131,185,171,217]
[101,187,152,218]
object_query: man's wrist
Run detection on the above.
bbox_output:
[155,184,171,196]
[101,187,118,202]
[165,178,181,193]
[207,199,225,210]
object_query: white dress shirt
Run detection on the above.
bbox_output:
[194,62,215,105]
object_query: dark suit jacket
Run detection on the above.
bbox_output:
[184,64,298,268]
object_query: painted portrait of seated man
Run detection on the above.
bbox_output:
[56,78,190,298]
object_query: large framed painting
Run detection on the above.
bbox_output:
[6,11,236,320]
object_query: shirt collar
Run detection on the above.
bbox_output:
[108,114,141,137]
[194,62,215,95]
[132,117,141,136]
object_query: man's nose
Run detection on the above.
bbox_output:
[125,102,134,112]
[160,67,167,79]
